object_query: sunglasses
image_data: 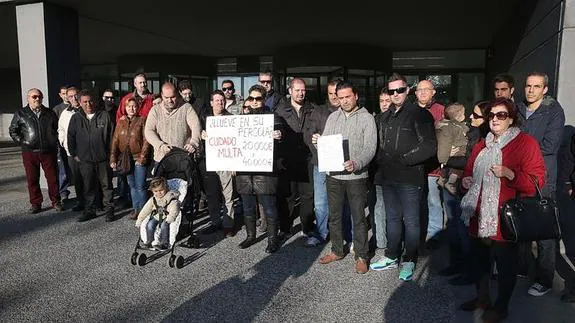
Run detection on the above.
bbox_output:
[472,112,484,119]
[246,96,264,102]
[222,87,234,92]
[30,95,42,100]
[103,96,114,100]
[259,80,272,84]
[387,87,408,95]
[488,111,509,121]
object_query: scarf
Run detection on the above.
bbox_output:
[460,127,521,237]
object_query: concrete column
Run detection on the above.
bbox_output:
[16,2,80,108]
[15,2,80,190]
[557,0,575,125]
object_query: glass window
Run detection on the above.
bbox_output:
[425,74,452,106]
[458,73,485,113]
[242,76,259,100]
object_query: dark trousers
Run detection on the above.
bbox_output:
[198,159,224,226]
[383,181,422,261]
[78,160,114,213]
[22,150,59,206]
[557,190,575,293]
[242,194,277,221]
[471,238,518,313]
[326,176,369,259]
[278,167,315,234]
[67,156,85,206]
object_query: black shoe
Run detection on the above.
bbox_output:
[155,244,170,251]
[239,236,257,249]
[561,292,575,303]
[105,211,116,222]
[425,238,441,250]
[265,240,279,253]
[52,201,64,212]
[438,265,460,277]
[29,205,41,214]
[78,211,97,222]
[449,275,475,286]
[72,204,84,212]
[141,242,153,250]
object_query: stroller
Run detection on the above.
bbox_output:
[130,148,202,269]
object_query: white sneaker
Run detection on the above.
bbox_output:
[349,242,355,255]
[305,236,322,247]
[528,283,551,296]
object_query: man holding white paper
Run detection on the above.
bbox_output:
[316,81,377,274]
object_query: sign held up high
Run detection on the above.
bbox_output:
[205,114,275,172]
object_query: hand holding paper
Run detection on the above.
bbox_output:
[317,134,345,172]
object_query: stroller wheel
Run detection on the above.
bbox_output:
[137,253,147,266]
[168,255,176,268]
[130,252,138,266]
[175,256,184,269]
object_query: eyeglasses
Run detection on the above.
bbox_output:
[103,96,114,100]
[259,80,272,84]
[415,88,433,93]
[246,96,264,102]
[387,87,408,95]
[488,111,509,121]
[30,95,42,100]
[472,112,484,119]
[222,87,234,92]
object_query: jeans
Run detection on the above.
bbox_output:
[426,176,443,239]
[313,166,329,240]
[442,188,470,267]
[57,146,70,199]
[383,181,422,261]
[217,171,236,229]
[146,217,170,245]
[67,156,85,206]
[117,172,130,201]
[326,176,369,259]
[371,185,387,249]
[126,164,148,212]
[242,194,277,221]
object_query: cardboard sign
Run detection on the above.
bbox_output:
[205,114,274,172]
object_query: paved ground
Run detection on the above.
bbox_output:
[1,146,574,322]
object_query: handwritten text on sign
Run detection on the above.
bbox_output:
[206,114,274,172]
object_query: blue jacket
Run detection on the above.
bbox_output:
[517,96,565,192]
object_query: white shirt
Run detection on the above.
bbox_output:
[58,107,79,156]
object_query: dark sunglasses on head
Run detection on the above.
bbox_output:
[30,95,42,100]
[222,87,234,92]
[488,111,509,121]
[246,96,264,102]
[259,80,272,84]
[387,87,408,95]
[472,112,484,119]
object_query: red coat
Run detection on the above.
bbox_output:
[116,92,155,123]
[426,101,445,176]
[464,131,546,241]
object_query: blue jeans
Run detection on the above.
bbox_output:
[146,217,170,245]
[242,194,278,221]
[442,188,470,267]
[127,164,148,212]
[426,176,444,239]
[313,166,329,240]
[117,172,130,201]
[57,146,70,199]
[372,185,387,249]
[383,181,422,261]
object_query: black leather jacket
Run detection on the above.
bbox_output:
[9,105,58,153]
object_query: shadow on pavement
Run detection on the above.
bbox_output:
[0,209,77,245]
[160,238,322,322]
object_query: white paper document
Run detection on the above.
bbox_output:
[317,134,345,172]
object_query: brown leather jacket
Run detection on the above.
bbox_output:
[110,116,151,165]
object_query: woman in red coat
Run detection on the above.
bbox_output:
[458,98,546,323]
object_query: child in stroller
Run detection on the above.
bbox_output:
[135,177,180,251]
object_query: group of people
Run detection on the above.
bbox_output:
[9,70,575,323]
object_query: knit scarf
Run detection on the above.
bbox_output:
[460,127,520,237]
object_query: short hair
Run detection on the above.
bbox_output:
[335,80,357,95]
[134,73,147,81]
[328,78,343,88]
[289,78,305,89]
[526,71,549,87]
[445,103,465,120]
[221,79,234,87]
[388,72,407,85]
[486,98,522,128]
[149,177,168,191]
[178,80,192,92]
[59,86,68,91]
[379,87,389,96]
[210,89,225,101]
[493,74,515,88]
[248,84,267,98]
[259,71,273,79]
[161,82,176,93]
[77,90,93,100]
[66,86,79,94]
[102,89,114,95]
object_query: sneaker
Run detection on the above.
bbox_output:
[399,261,416,281]
[349,242,355,255]
[305,236,322,247]
[369,256,398,271]
[141,242,153,249]
[155,244,170,251]
[528,283,551,296]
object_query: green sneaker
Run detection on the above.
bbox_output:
[369,256,398,271]
[399,261,415,281]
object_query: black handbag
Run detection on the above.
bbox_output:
[500,176,561,242]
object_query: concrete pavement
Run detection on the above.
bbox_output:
[0,147,574,322]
